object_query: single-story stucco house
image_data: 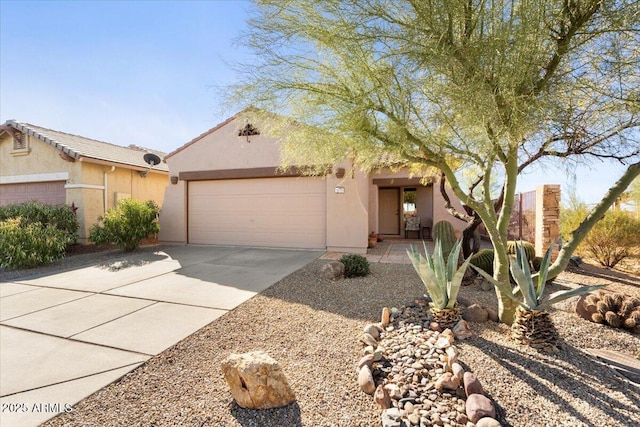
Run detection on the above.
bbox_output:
[0,120,169,241]
[159,111,467,253]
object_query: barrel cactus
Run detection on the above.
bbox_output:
[576,291,640,330]
[507,241,535,269]
[432,220,457,259]
[470,249,495,275]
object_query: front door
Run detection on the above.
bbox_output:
[379,188,400,235]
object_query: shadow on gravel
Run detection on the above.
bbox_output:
[466,336,640,427]
[260,260,424,321]
[230,401,302,427]
[573,263,640,288]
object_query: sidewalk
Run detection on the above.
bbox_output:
[320,239,430,264]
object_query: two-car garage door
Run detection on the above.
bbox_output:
[188,177,326,249]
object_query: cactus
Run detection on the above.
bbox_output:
[577,291,640,330]
[507,241,535,263]
[432,220,457,259]
[605,311,621,328]
[470,249,495,275]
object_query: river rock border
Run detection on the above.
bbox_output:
[357,302,502,427]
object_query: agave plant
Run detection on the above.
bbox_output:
[407,239,472,329]
[473,242,604,352]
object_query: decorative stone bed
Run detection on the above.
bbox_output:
[358,303,501,427]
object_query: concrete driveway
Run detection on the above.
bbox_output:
[0,245,321,427]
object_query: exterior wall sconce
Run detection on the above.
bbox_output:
[335,168,345,178]
[170,176,179,185]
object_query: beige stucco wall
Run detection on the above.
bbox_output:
[77,163,167,240]
[1,133,167,240]
[160,119,285,243]
[325,162,369,253]
[0,133,82,179]
[160,118,372,252]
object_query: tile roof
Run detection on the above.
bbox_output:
[1,120,169,172]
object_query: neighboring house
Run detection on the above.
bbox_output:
[0,120,169,241]
[159,110,467,253]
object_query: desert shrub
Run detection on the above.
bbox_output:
[340,253,370,278]
[559,198,589,256]
[0,218,71,268]
[89,199,160,252]
[583,209,640,268]
[0,200,79,242]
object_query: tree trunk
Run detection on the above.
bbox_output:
[461,217,482,258]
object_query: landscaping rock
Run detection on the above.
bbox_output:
[466,394,496,423]
[221,351,295,409]
[476,416,502,427]
[463,372,484,396]
[451,362,465,380]
[479,279,494,292]
[358,365,376,394]
[381,408,403,427]
[361,332,378,347]
[364,323,381,340]
[434,372,460,391]
[575,295,597,320]
[452,319,474,340]
[374,384,392,409]
[457,295,472,307]
[445,346,458,368]
[486,307,499,322]
[384,383,402,400]
[463,304,489,323]
[381,307,391,327]
[320,261,344,280]
[357,354,375,371]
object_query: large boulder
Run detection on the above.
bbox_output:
[221,351,296,409]
[463,304,489,323]
[320,261,345,280]
[466,394,496,423]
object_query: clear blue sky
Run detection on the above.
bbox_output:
[0,0,632,205]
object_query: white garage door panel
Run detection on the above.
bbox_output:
[188,178,326,248]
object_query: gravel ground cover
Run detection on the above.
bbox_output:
[3,246,639,426]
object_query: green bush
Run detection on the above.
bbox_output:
[559,200,590,256]
[0,200,79,243]
[89,199,160,252]
[339,253,370,278]
[0,218,71,268]
[583,209,640,268]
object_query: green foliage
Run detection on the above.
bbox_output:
[0,200,79,243]
[473,243,603,312]
[407,239,472,310]
[470,249,495,275]
[559,200,590,256]
[89,199,160,252]
[0,218,71,269]
[583,209,640,268]
[233,0,640,323]
[432,220,457,260]
[339,253,370,278]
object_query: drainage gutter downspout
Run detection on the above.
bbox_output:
[104,166,115,213]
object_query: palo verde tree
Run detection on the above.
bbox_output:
[231,0,640,324]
